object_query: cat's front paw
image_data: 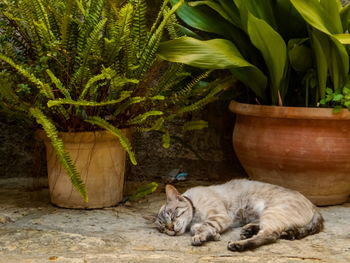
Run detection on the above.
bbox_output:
[191,234,205,246]
[191,232,221,246]
[227,240,246,252]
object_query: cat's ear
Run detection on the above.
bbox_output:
[143,214,157,223]
[165,184,181,202]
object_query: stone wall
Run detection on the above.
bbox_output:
[0,101,244,181]
[0,116,36,177]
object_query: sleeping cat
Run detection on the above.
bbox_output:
[146,179,324,251]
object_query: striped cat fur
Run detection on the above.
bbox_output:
[147,179,323,252]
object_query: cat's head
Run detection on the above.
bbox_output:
[145,184,194,236]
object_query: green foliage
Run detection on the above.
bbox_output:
[320,82,350,111]
[0,0,227,200]
[29,107,88,202]
[159,0,350,108]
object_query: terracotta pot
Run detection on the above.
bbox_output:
[229,101,350,206]
[37,130,127,208]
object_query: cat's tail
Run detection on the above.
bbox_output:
[281,209,324,240]
[306,209,324,235]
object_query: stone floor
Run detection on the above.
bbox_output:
[0,177,349,263]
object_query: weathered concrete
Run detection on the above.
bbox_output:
[0,177,349,263]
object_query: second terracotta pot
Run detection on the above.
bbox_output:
[229,101,350,206]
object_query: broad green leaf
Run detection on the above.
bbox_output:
[174,23,202,39]
[340,3,350,31]
[169,0,234,36]
[274,0,308,39]
[334,33,350,44]
[289,0,343,35]
[288,38,312,72]
[329,37,349,92]
[189,1,234,24]
[159,37,250,69]
[333,94,343,101]
[310,29,329,99]
[247,13,287,105]
[169,0,255,60]
[216,0,242,28]
[234,0,277,31]
[157,37,267,99]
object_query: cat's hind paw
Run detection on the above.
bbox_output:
[240,223,260,240]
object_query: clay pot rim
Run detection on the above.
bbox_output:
[35,129,129,143]
[229,101,350,120]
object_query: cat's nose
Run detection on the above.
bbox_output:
[167,222,174,231]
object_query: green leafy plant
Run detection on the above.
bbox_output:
[158,0,350,107]
[0,0,231,201]
[320,85,350,111]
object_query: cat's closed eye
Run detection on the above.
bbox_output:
[176,209,186,218]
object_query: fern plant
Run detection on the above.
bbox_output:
[0,0,231,201]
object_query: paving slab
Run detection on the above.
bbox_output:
[0,178,349,263]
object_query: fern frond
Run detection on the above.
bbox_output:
[148,0,169,39]
[32,0,51,32]
[74,0,86,16]
[0,71,30,111]
[166,12,182,39]
[170,70,213,103]
[29,107,88,202]
[73,17,107,86]
[74,0,106,72]
[0,54,54,98]
[113,96,146,115]
[79,67,115,99]
[46,69,71,99]
[46,4,61,38]
[48,91,132,107]
[183,120,208,131]
[162,130,170,149]
[118,4,135,75]
[131,0,148,56]
[136,117,165,132]
[148,63,185,96]
[19,0,45,56]
[85,0,106,29]
[176,78,233,115]
[136,0,184,78]
[105,3,133,66]
[33,20,54,45]
[32,0,53,41]
[61,0,74,47]
[127,110,163,125]
[85,116,137,165]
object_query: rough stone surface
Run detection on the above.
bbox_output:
[0,177,349,263]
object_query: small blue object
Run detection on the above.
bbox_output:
[175,172,188,181]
